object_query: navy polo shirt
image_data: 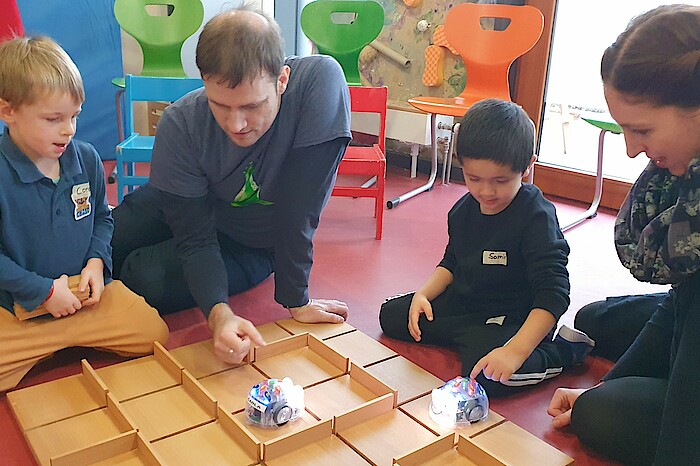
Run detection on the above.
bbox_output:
[0,128,113,312]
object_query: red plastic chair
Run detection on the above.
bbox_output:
[389,3,544,207]
[333,86,388,240]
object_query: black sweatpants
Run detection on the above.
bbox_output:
[379,289,570,397]
[571,273,700,465]
[111,185,274,314]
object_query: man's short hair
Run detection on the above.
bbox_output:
[195,4,285,87]
[0,36,84,107]
[456,99,535,174]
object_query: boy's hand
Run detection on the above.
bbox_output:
[548,387,589,428]
[45,274,82,318]
[408,293,433,342]
[470,346,527,383]
[79,258,105,306]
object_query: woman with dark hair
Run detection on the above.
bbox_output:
[547,5,700,465]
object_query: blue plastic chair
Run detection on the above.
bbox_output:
[116,74,203,203]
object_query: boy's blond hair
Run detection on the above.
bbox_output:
[0,36,84,107]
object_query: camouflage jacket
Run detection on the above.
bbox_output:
[615,158,700,285]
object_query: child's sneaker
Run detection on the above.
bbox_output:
[554,325,595,366]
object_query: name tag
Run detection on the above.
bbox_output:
[482,250,507,266]
[71,182,92,220]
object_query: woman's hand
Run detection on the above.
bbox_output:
[548,387,590,428]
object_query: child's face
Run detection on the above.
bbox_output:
[0,91,82,163]
[461,158,529,215]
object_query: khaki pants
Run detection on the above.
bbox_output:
[0,280,169,392]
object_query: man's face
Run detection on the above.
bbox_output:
[203,66,290,147]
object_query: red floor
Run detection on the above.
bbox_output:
[1,165,666,465]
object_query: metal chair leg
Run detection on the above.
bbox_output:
[387,114,439,209]
[561,128,606,231]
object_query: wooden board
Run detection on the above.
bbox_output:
[152,420,259,465]
[364,356,444,405]
[253,334,347,388]
[394,433,503,466]
[8,324,575,466]
[399,393,505,437]
[13,275,89,320]
[323,330,397,367]
[256,322,294,344]
[337,408,438,466]
[304,365,395,420]
[120,384,215,442]
[274,318,356,339]
[198,364,268,413]
[24,397,134,466]
[7,361,106,431]
[95,351,180,402]
[469,421,574,466]
[168,339,246,379]
[264,420,369,466]
[52,431,162,466]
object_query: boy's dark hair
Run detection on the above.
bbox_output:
[455,99,534,174]
[195,3,285,88]
[601,5,700,108]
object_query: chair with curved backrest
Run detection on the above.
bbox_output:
[116,74,203,203]
[109,0,204,183]
[388,3,544,208]
[114,0,204,79]
[300,0,384,86]
[332,85,388,240]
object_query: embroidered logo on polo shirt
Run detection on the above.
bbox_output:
[482,250,507,266]
[71,182,91,220]
[230,162,273,207]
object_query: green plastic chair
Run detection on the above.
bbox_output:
[114,0,204,80]
[109,0,204,182]
[301,0,384,86]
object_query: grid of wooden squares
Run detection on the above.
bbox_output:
[7,319,574,465]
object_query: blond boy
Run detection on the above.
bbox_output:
[0,36,168,391]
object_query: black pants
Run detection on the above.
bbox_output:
[111,185,274,314]
[575,292,667,361]
[379,289,569,397]
[572,274,700,465]
[572,377,666,466]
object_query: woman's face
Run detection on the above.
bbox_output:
[604,85,700,176]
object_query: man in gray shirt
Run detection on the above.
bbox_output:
[112,6,351,363]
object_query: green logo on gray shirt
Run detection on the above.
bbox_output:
[230,162,273,207]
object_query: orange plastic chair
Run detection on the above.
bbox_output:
[388,3,544,208]
[333,86,388,240]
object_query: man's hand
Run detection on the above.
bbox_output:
[408,293,433,341]
[288,299,348,324]
[470,346,527,383]
[79,258,105,306]
[45,274,82,318]
[548,387,590,428]
[208,303,266,364]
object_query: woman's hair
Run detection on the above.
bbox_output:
[456,99,534,174]
[195,3,285,87]
[0,36,84,107]
[601,4,700,107]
